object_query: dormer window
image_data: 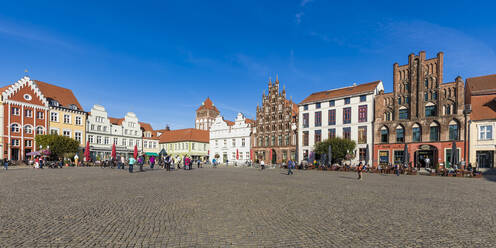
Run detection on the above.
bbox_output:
[69,104,78,110]
[51,100,59,107]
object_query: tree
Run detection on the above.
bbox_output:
[314,138,356,164]
[35,134,80,160]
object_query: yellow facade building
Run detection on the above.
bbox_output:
[37,81,86,147]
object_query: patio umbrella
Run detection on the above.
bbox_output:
[403,143,409,166]
[236,149,239,160]
[84,141,90,162]
[328,144,333,165]
[159,148,167,157]
[451,140,457,168]
[133,145,138,159]
[26,151,41,156]
[111,143,116,159]
[250,149,253,161]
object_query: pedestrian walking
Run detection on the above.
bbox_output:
[3,158,8,170]
[184,156,191,170]
[116,155,122,169]
[121,156,126,170]
[357,162,363,180]
[260,160,265,170]
[150,155,155,170]
[138,155,144,172]
[395,163,400,176]
[128,157,135,173]
[287,159,294,175]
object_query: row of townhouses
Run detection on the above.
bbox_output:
[2,51,495,170]
[207,51,496,170]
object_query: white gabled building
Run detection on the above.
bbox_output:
[209,113,254,164]
[297,81,383,165]
[86,104,143,160]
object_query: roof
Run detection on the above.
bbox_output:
[470,94,496,121]
[466,74,496,95]
[34,80,83,110]
[108,117,123,125]
[158,128,209,143]
[139,122,160,140]
[299,80,381,105]
[245,118,255,125]
[196,97,219,112]
[224,120,234,126]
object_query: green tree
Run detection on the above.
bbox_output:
[314,138,356,164]
[35,134,80,160]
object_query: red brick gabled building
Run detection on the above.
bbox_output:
[0,77,49,160]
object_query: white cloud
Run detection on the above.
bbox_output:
[301,0,313,7]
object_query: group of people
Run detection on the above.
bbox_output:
[97,154,204,173]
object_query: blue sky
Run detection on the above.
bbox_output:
[0,0,495,129]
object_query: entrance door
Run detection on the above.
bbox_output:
[415,149,436,168]
[271,149,277,164]
[25,149,32,161]
[477,151,494,168]
[222,153,227,163]
[11,148,19,161]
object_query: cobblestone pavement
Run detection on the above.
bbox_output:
[1,167,495,247]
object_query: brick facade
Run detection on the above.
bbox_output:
[373,52,466,168]
[251,77,298,164]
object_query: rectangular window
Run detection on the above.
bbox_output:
[75,116,82,125]
[11,139,19,146]
[50,128,59,135]
[25,140,32,147]
[50,112,58,122]
[96,136,102,144]
[329,100,335,107]
[316,102,321,109]
[343,107,351,124]
[63,130,71,137]
[25,109,32,118]
[379,151,389,165]
[343,127,351,140]
[360,95,366,102]
[399,109,409,120]
[242,138,246,147]
[144,141,148,148]
[358,105,367,122]
[328,128,336,139]
[314,111,322,127]
[394,151,405,164]
[37,111,44,119]
[480,125,493,140]
[430,126,440,141]
[122,139,127,146]
[359,148,366,161]
[232,139,236,147]
[358,126,367,144]
[303,105,308,110]
[64,114,71,124]
[11,107,20,116]
[424,93,428,101]
[328,109,336,125]
[129,139,134,147]
[303,131,309,146]
[278,135,282,146]
[425,106,437,117]
[315,130,321,144]
[192,143,195,150]
[285,135,289,146]
[88,135,94,143]
[303,113,309,128]
[75,132,82,143]
[104,137,109,145]
[344,97,350,105]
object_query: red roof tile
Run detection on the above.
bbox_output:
[197,97,219,112]
[158,128,209,143]
[466,74,496,95]
[34,80,83,110]
[299,80,381,105]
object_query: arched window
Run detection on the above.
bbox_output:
[425,102,437,117]
[412,123,421,142]
[11,123,20,133]
[396,125,405,143]
[429,122,440,141]
[380,126,389,143]
[36,126,45,135]
[449,120,460,140]
[24,125,33,134]
[399,106,408,120]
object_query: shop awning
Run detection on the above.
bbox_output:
[145,152,158,156]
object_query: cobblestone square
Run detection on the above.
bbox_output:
[1,167,495,247]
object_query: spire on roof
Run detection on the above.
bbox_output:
[275,74,279,84]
